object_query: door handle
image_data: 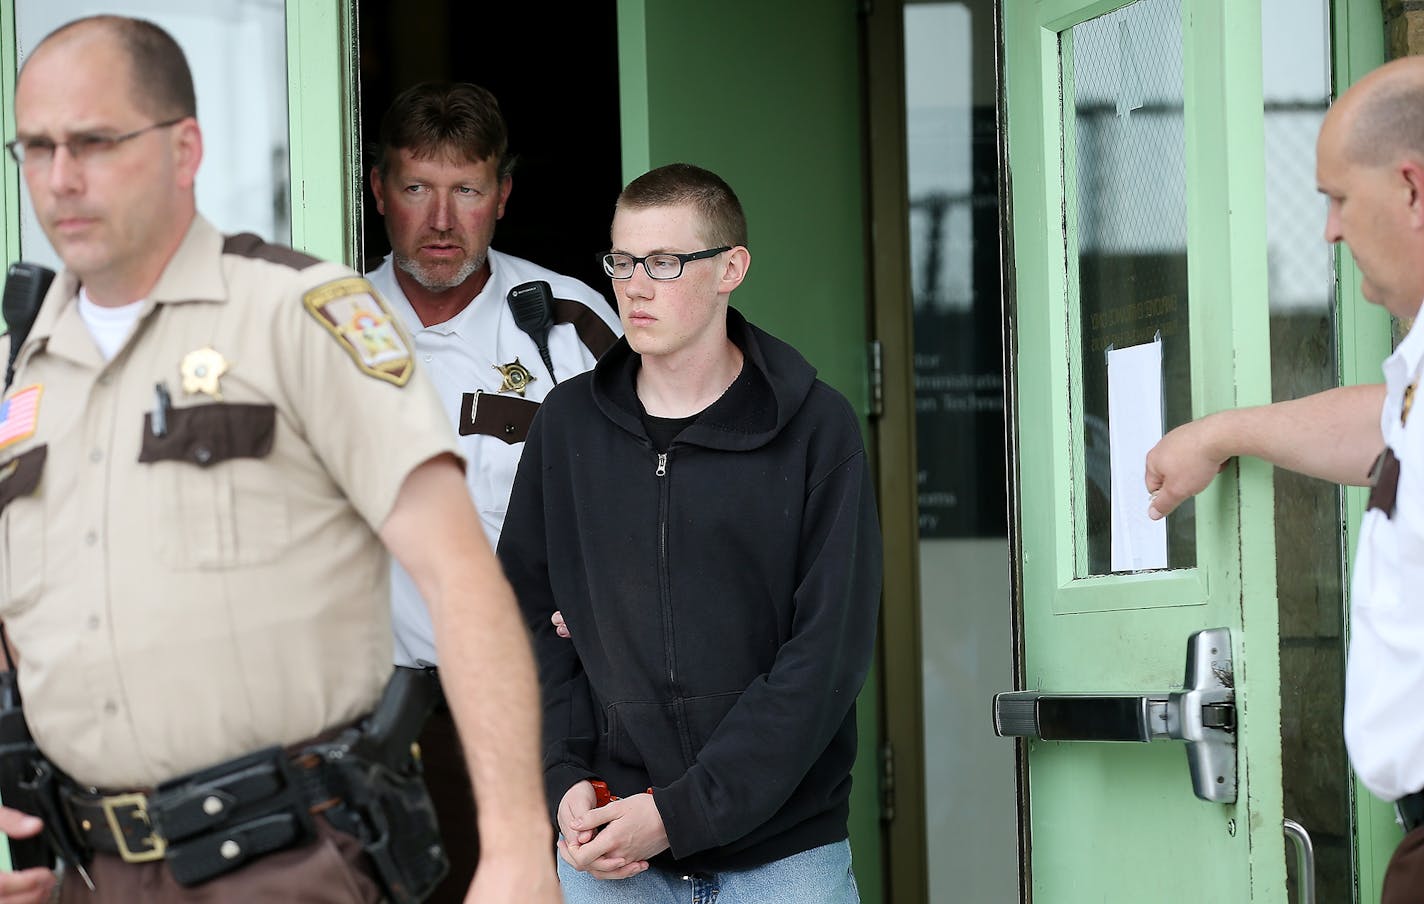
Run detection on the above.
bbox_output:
[1282,819,1315,904]
[992,627,1237,803]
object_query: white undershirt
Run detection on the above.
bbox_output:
[77,288,145,361]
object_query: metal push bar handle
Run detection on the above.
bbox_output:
[992,628,1236,803]
[993,692,1172,742]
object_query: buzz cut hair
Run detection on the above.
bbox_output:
[616,163,748,249]
[30,15,196,121]
[374,82,514,180]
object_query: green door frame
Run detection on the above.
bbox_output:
[862,0,931,900]
[286,0,361,266]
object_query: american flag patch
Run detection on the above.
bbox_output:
[0,385,42,451]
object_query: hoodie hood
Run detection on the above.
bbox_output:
[590,306,817,452]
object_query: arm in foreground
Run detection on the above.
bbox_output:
[380,455,557,904]
[1146,383,1386,519]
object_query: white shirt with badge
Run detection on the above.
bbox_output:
[369,248,621,669]
[1346,314,1424,802]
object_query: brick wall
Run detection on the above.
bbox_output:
[1384,0,1424,57]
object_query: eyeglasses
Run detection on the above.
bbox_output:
[4,117,187,167]
[600,246,731,281]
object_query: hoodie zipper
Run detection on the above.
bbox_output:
[655,449,681,695]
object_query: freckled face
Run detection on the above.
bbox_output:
[609,203,732,362]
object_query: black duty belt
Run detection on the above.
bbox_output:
[58,745,325,883]
[1400,790,1424,833]
[21,667,446,901]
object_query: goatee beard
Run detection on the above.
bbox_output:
[394,249,485,292]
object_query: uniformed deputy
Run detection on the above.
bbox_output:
[0,16,557,904]
[365,81,620,902]
[1144,57,1424,904]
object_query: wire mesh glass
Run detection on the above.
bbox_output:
[1063,0,1195,576]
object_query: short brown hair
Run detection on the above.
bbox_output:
[616,163,748,248]
[29,16,196,121]
[374,82,513,178]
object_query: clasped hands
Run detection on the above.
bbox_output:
[557,780,668,881]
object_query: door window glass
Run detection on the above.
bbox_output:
[15,1,291,268]
[1063,0,1195,576]
[905,3,1017,901]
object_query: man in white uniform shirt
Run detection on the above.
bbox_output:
[1144,57,1424,903]
[366,81,620,902]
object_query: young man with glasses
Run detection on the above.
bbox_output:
[365,81,621,903]
[498,163,881,903]
[0,16,556,904]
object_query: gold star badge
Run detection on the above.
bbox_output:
[181,347,230,400]
[494,359,537,397]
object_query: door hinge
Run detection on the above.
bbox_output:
[868,339,884,420]
[879,741,895,823]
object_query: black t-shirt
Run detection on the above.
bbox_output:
[642,411,699,452]
[637,365,755,452]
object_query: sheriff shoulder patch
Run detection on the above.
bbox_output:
[302,278,413,386]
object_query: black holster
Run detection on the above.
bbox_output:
[306,667,448,903]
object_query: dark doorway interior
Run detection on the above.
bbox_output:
[357,0,621,310]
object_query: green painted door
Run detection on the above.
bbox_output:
[1003,0,1287,899]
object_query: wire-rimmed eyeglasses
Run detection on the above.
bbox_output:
[5,117,187,167]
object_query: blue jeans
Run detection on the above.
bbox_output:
[556,839,860,904]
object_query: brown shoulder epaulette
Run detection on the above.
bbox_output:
[222,233,321,271]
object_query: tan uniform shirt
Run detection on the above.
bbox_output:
[0,215,457,789]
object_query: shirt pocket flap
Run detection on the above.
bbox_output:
[459,391,538,446]
[0,445,46,515]
[138,403,277,467]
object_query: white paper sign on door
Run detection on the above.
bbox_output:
[1107,338,1167,571]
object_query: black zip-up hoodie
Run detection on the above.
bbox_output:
[497,307,882,873]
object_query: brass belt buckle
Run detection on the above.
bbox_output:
[100,792,167,863]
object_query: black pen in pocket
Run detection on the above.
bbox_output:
[152,382,171,437]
